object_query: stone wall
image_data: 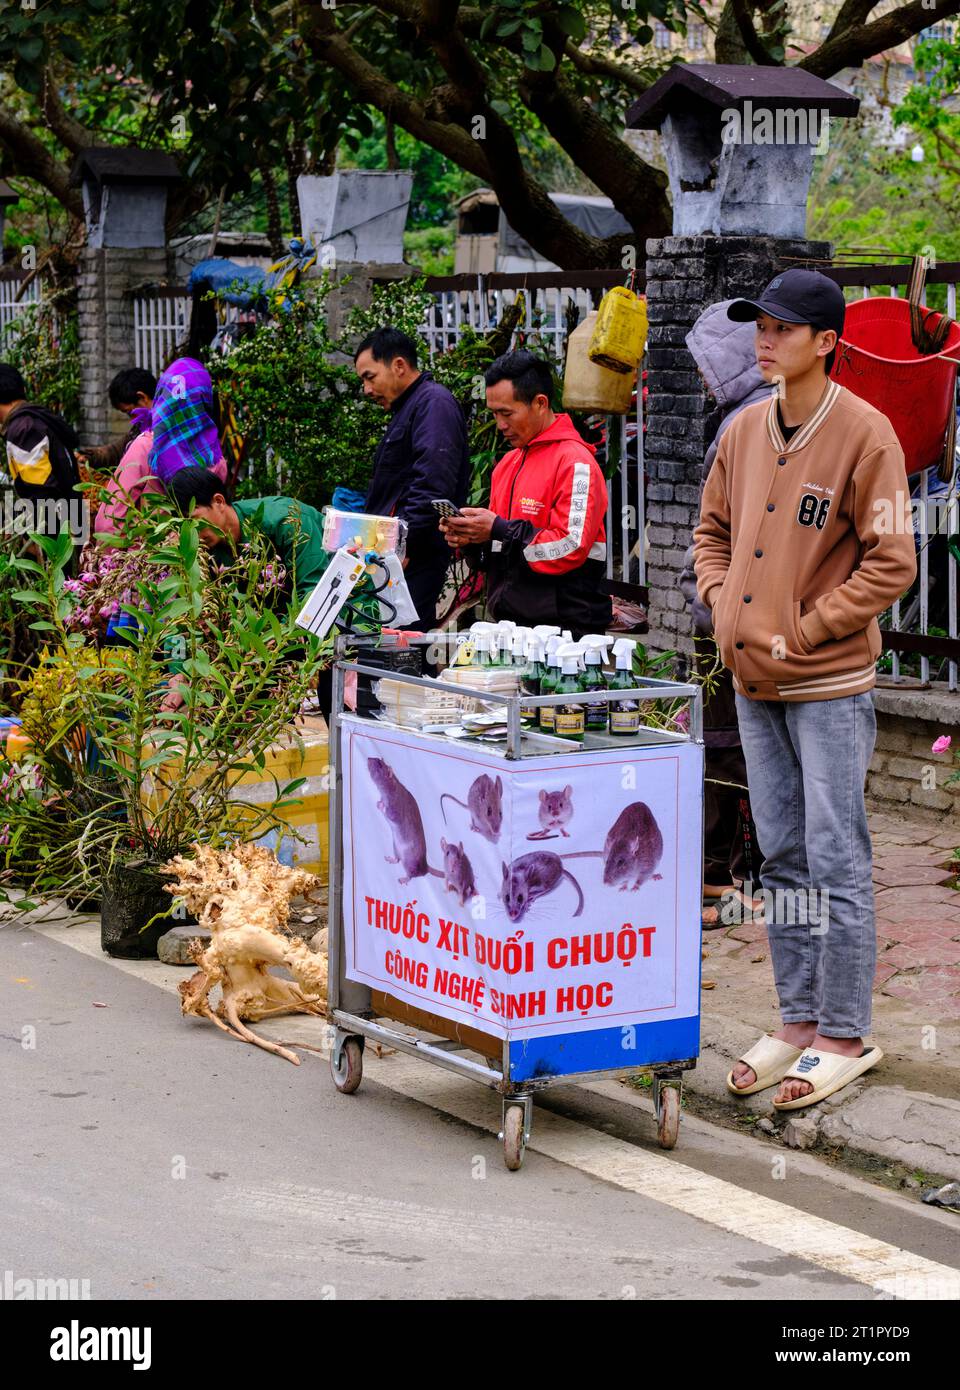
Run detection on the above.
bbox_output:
[866,685,960,819]
[642,233,830,656]
[76,244,167,448]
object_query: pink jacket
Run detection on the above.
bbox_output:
[93,431,227,537]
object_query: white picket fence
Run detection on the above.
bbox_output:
[421,271,644,588]
[0,273,40,340]
[131,287,192,376]
[129,264,960,685]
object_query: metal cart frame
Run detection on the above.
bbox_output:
[326,636,704,1169]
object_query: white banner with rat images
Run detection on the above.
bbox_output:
[339,719,703,1043]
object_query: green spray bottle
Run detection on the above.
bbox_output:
[580,636,611,735]
[520,634,545,727]
[554,641,586,742]
[608,637,640,736]
[538,635,565,733]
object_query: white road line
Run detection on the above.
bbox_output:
[24,914,960,1300]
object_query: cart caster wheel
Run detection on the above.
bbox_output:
[502,1104,527,1171]
[331,1037,363,1095]
[656,1082,681,1150]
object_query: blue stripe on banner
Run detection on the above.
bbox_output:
[508,1014,700,1082]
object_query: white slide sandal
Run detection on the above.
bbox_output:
[772,1046,884,1111]
[726,1036,804,1096]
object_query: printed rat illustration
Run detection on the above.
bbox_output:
[440,837,477,907]
[528,785,574,840]
[563,801,664,891]
[603,801,663,890]
[368,756,429,884]
[367,756,477,895]
[500,852,584,923]
[440,774,503,844]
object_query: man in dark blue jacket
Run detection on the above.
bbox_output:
[356,327,470,629]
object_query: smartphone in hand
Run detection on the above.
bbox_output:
[431,499,463,519]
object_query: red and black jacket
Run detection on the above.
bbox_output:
[468,413,612,635]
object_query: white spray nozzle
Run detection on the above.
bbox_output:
[533,625,561,639]
[557,641,585,675]
[612,638,636,669]
[583,635,611,665]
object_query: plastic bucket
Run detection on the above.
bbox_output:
[831,298,960,474]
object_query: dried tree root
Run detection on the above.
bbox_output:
[165,842,329,1065]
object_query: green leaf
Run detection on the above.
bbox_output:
[555,7,586,40]
[528,44,556,70]
[178,524,200,569]
[11,589,47,605]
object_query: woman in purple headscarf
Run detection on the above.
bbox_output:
[94,356,227,538]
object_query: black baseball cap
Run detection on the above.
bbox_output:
[727,268,845,337]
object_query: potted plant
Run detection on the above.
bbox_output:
[7,497,328,956]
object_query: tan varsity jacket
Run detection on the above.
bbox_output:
[693,379,917,702]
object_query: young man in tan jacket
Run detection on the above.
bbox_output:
[694,269,917,1110]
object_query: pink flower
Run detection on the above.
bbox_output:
[80,572,98,585]
[675,706,690,731]
[932,735,953,755]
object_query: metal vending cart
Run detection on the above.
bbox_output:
[327,636,704,1170]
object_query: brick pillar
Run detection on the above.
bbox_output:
[77,244,168,448]
[642,234,831,656]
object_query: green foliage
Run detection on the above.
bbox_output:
[0,492,328,903]
[209,272,573,509]
[209,278,386,504]
[808,113,960,312]
[0,289,81,425]
[342,115,479,228]
[403,225,456,277]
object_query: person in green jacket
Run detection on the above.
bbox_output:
[163,465,380,715]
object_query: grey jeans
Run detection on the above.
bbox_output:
[734,692,877,1038]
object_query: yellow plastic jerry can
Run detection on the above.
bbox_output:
[589,286,648,374]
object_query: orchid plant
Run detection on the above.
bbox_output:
[1,494,328,908]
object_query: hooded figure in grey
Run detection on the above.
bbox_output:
[678,301,772,637]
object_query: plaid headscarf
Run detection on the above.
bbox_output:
[148,356,224,483]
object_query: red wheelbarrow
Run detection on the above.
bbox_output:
[831,296,960,474]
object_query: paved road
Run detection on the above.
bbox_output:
[2,918,958,1302]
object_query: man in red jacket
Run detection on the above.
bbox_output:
[440,350,612,635]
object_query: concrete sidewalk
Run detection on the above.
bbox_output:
[696,809,960,1180]
[11,805,960,1189]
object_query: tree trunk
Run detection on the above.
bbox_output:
[259,158,284,257]
[284,139,304,237]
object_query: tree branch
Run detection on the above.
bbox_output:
[801,0,960,79]
[520,34,669,239]
[41,67,98,154]
[303,3,616,265]
[0,105,83,218]
[730,0,782,64]
[827,0,879,41]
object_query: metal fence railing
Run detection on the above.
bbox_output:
[128,260,959,683]
[0,270,40,339]
[130,286,191,376]
[421,270,644,588]
[131,270,647,587]
[822,261,960,692]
